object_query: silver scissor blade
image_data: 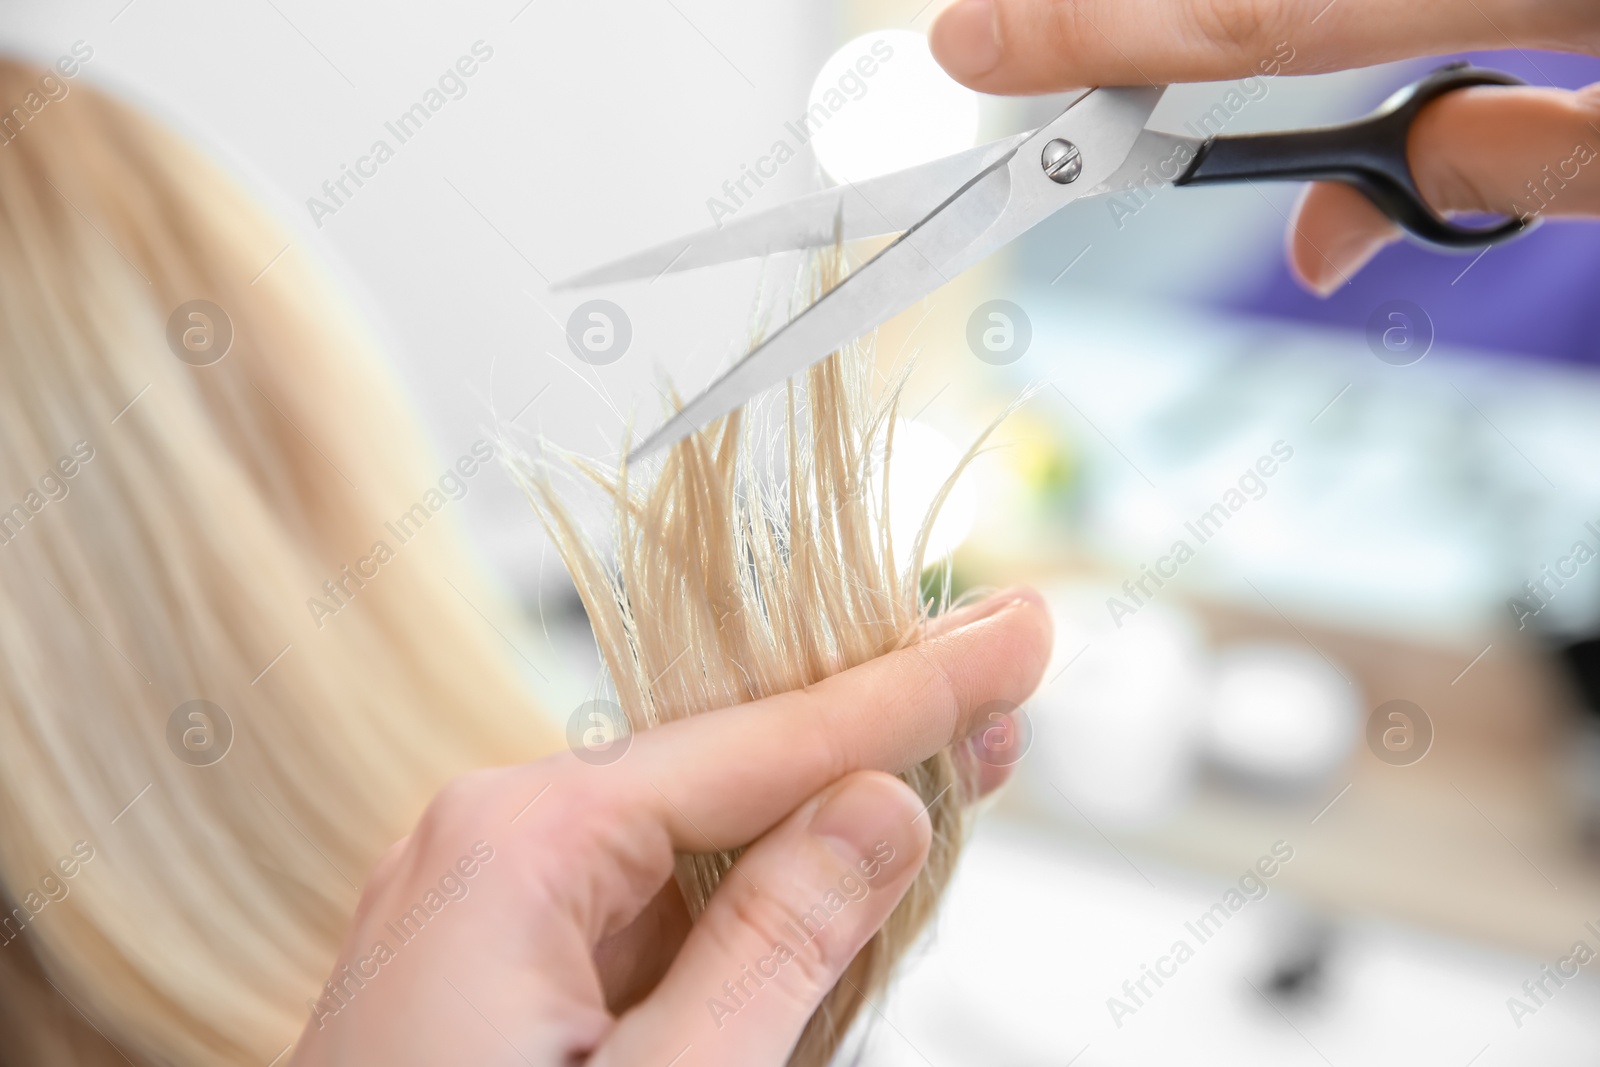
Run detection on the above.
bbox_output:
[552,131,1044,289]
[631,162,1015,458]
[1079,128,1202,198]
[629,86,1165,460]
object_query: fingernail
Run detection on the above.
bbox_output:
[931,0,1002,80]
[924,591,1016,639]
[968,709,1013,759]
[953,594,1013,629]
[810,776,917,868]
[962,586,1042,627]
[1301,261,1344,298]
[1300,231,1393,298]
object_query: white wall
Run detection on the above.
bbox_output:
[1,0,833,595]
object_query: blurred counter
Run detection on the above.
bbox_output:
[929,289,1600,962]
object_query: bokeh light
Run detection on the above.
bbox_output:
[807,29,980,185]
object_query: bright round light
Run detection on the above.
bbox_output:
[806,30,980,185]
[881,419,977,568]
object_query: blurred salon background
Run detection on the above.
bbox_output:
[9,0,1600,1061]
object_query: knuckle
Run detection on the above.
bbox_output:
[411,766,515,853]
[906,640,962,735]
[723,884,800,951]
[795,688,858,784]
[721,886,847,999]
[782,920,850,997]
[1186,0,1286,61]
[1425,157,1496,214]
[504,773,673,906]
[365,835,410,888]
[1046,0,1099,64]
[426,766,498,818]
[1410,98,1495,215]
[348,834,420,929]
[808,709,856,784]
[537,785,636,860]
[351,861,397,925]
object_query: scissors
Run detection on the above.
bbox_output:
[557,63,1531,459]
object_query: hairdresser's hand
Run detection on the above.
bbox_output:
[930,0,1600,293]
[289,588,1051,1067]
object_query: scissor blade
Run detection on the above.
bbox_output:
[1079,128,1202,198]
[629,86,1164,459]
[553,133,1046,289]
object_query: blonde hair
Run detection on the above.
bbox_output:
[515,254,998,1065]
[0,58,558,1065]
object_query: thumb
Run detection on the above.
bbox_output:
[592,771,932,1066]
[1292,83,1600,295]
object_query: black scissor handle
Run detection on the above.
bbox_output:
[1173,63,1532,249]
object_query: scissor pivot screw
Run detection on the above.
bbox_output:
[1041,139,1083,184]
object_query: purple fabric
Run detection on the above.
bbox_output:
[1227,49,1600,365]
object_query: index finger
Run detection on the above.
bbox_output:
[927,0,1540,92]
[606,586,1051,853]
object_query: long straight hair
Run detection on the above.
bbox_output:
[0,59,559,1065]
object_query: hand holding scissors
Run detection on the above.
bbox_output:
[562,63,1589,456]
[932,0,1600,291]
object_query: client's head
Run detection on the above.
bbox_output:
[0,56,554,1066]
